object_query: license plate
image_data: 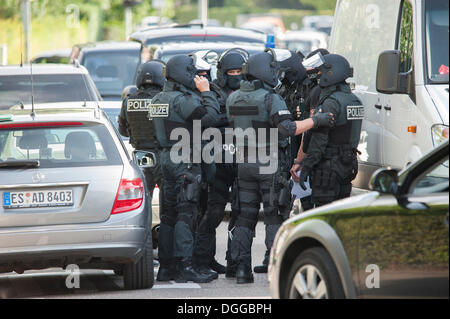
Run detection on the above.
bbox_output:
[3,189,74,209]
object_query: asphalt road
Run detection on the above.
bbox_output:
[0,221,271,299]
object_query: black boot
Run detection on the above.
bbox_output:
[176,258,214,283]
[209,259,226,274]
[253,264,268,273]
[225,261,237,278]
[195,264,219,280]
[157,260,178,282]
[236,264,254,284]
[157,267,177,282]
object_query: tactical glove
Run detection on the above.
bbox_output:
[299,167,312,191]
[312,111,335,128]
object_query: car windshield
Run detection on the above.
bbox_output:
[0,124,122,168]
[82,51,140,99]
[425,0,449,83]
[0,74,98,109]
[103,108,129,141]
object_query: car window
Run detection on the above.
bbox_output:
[103,108,129,141]
[0,124,122,168]
[0,74,98,108]
[410,156,449,195]
[82,51,140,98]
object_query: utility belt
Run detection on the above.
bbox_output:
[323,144,358,164]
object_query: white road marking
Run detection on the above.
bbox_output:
[153,281,201,289]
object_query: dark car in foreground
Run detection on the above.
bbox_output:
[269,140,449,299]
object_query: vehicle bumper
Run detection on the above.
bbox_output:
[0,215,148,272]
[268,250,281,299]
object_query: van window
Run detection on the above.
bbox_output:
[425,0,449,83]
[398,1,414,73]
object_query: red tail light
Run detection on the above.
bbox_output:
[111,178,144,215]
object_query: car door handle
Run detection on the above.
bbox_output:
[384,106,392,111]
[374,104,382,110]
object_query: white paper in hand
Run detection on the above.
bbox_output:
[291,171,312,199]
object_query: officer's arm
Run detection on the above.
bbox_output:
[177,93,221,127]
[272,111,334,136]
[302,99,340,169]
[118,99,129,137]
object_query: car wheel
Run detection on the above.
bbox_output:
[123,234,154,290]
[284,247,345,299]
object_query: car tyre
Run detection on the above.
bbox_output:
[284,247,345,299]
[123,234,154,290]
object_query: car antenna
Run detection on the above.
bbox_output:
[30,61,36,118]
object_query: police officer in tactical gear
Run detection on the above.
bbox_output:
[299,54,362,207]
[251,50,309,275]
[152,54,221,283]
[192,48,248,279]
[226,50,336,284]
[118,60,165,200]
[121,85,138,101]
[290,48,330,211]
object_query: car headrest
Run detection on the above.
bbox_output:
[64,131,96,160]
[96,65,119,78]
[18,134,48,150]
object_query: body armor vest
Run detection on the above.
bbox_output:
[126,88,160,149]
[227,84,274,149]
[320,84,363,149]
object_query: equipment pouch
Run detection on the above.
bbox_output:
[339,145,354,165]
[183,172,201,203]
[278,177,293,208]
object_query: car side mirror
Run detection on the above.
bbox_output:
[369,168,399,195]
[133,150,156,169]
[376,50,412,95]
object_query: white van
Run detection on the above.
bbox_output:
[329,0,449,189]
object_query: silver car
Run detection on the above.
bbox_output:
[0,105,154,290]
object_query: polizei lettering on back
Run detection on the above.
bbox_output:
[346,105,364,120]
[127,99,152,112]
[148,103,169,118]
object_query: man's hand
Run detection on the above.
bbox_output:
[290,163,301,182]
[299,167,311,191]
[194,75,210,92]
[312,110,335,128]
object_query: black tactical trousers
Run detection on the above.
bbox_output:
[158,150,201,268]
[230,161,283,268]
[193,163,235,266]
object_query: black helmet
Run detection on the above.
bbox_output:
[242,49,279,88]
[217,48,248,88]
[278,50,307,83]
[318,54,351,88]
[121,85,138,100]
[135,60,165,89]
[164,54,197,90]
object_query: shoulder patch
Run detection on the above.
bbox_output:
[346,105,364,120]
[278,110,291,116]
[148,104,169,118]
